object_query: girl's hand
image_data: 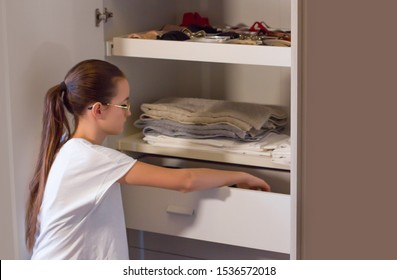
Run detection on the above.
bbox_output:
[237,175,271,192]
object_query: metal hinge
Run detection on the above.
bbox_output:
[95,8,113,27]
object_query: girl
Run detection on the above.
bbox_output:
[26,59,270,260]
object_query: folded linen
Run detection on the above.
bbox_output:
[271,138,291,166]
[140,97,287,132]
[134,118,283,141]
[142,132,290,157]
[143,135,270,156]
[258,133,290,151]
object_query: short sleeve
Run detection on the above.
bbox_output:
[89,145,137,204]
[51,139,137,211]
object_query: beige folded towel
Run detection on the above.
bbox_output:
[140,97,287,131]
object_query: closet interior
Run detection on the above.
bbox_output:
[103,0,294,259]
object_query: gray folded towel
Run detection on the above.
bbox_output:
[140,97,287,131]
[134,118,283,141]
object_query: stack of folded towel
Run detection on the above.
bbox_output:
[134,97,291,165]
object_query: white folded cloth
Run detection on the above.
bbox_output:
[271,138,291,165]
[142,132,289,157]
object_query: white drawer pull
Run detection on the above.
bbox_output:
[166,205,195,216]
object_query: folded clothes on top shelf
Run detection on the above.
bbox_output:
[128,24,220,41]
[139,97,287,132]
[181,12,210,27]
[126,12,291,46]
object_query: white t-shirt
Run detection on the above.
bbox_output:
[31,138,136,260]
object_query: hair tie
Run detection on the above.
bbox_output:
[60,81,67,92]
[60,81,72,113]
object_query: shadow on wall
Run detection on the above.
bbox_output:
[14,42,73,260]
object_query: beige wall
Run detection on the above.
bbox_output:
[299,0,397,259]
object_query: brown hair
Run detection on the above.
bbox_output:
[25,59,125,251]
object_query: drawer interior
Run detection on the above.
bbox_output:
[137,154,290,195]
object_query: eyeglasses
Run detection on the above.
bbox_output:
[88,102,131,111]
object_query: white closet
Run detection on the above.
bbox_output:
[101,0,297,259]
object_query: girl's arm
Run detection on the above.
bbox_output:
[118,161,271,192]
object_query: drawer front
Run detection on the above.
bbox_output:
[122,185,290,254]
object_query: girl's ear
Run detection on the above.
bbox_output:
[90,102,106,119]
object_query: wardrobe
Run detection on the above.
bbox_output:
[98,0,293,260]
[1,0,396,260]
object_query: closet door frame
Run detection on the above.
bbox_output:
[290,0,301,260]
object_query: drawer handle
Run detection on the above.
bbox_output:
[166,205,195,216]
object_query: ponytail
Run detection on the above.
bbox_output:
[25,83,71,251]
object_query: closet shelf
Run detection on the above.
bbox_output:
[118,133,290,170]
[110,37,291,67]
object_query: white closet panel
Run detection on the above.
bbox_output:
[2,0,105,259]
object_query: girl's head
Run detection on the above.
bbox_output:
[63,59,130,133]
[65,59,125,112]
[26,59,129,251]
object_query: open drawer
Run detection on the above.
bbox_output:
[121,155,290,254]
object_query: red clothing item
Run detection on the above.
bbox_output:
[181,12,210,27]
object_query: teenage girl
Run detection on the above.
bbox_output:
[26,59,270,259]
